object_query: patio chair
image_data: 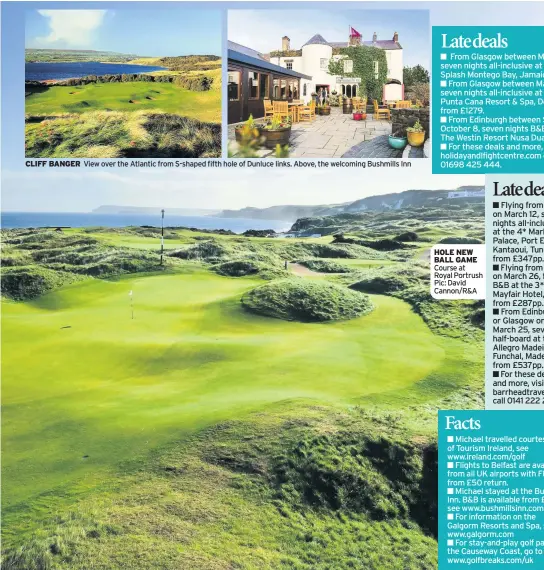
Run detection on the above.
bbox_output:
[353,97,367,111]
[273,101,290,122]
[373,100,391,120]
[299,101,316,122]
[264,99,274,119]
[396,100,412,109]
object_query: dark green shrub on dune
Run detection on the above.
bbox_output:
[272,432,426,522]
[242,279,373,322]
[438,237,482,245]
[394,231,419,242]
[351,275,410,294]
[297,259,353,273]
[214,260,261,277]
[1,266,81,300]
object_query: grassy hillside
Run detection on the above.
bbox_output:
[1,215,484,568]
[25,82,220,120]
[25,49,140,63]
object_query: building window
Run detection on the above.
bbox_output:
[303,83,307,96]
[352,85,357,97]
[343,59,353,73]
[259,73,269,98]
[273,78,280,98]
[374,60,379,79]
[293,83,299,100]
[228,69,240,101]
[320,58,328,70]
[248,71,258,99]
[285,60,293,70]
[280,79,287,99]
[288,81,294,99]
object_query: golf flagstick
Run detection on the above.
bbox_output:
[129,290,133,320]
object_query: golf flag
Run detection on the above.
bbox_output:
[350,26,362,38]
[129,290,133,297]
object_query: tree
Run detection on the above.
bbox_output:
[328,45,388,99]
[403,65,430,89]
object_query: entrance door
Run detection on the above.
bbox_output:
[316,84,330,98]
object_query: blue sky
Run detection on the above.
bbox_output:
[26,7,221,56]
[229,10,430,69]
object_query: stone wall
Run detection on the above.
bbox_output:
[391,108,430,140]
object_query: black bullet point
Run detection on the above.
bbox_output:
[493,264,499,271]
[493,202,499,208]
[493,371,500,378]
[493,309,499,315]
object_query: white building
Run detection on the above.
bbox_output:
[268,31,404,103]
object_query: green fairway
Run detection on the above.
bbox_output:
[25,82,221,123]
[2,265,475,513]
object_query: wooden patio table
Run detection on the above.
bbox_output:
[288,102,304,123]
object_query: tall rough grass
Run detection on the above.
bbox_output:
[25,110,220,158]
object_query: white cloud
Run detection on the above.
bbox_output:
[35,10,108,48]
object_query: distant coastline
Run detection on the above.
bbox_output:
[1,212,291,233]
[25,61,167,82]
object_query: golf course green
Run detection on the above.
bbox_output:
[1,218,484,568]
[25,82,221,123]
[3,265,458,509]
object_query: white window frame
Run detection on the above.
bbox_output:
[374,60,379,79]
[343,59,353,73]
[320,58,328,70]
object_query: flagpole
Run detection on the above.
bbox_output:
[160,209,165,266]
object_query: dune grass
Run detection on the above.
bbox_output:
[25,110,221,158]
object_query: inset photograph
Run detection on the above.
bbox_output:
[25,8,221,158]
[228,10,430,159]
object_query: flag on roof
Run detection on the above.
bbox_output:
[350,26,362,38]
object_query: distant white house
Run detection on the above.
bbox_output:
[447,189,485,199]
[268,29,404,102]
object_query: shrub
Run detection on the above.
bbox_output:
[214,260,260,277]
[1,266,79,300]
[241,279,373,322]
[297,259,352,273]
[272,432,426,522]
[394,231,418,242]
[351,275,410,294]
[438,237,483,245]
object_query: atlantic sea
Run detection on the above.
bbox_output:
[25,62,167,81]
[1,212,291,233]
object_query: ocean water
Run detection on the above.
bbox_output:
[25,62,166,81]
[1,212,291,233]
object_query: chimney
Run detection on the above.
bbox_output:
[393,31,399,43]
[373,32,377,42]
[282,36,290,51]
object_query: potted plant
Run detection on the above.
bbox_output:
[406,120,425,147]
[235,114,258,143]
[316,103,331,116]
[352,112,367,121]
[259,116,291,149]
[388,134,407,149]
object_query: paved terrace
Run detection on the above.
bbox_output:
[228,107,425,159]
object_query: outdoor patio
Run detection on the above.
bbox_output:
[228,107,426,159]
